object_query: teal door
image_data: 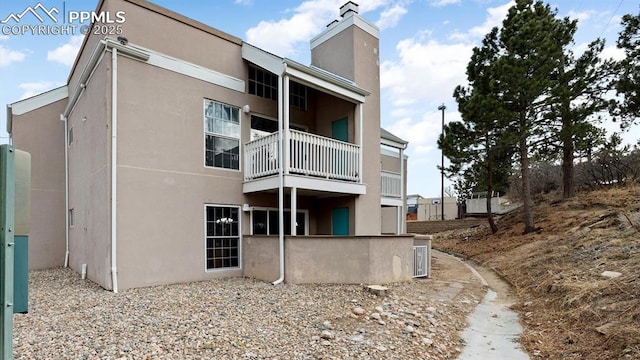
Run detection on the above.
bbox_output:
[331,118,348,142]
[332,207,349,236]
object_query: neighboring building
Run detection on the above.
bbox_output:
[411,196,458,221]
[465,193,521,215]
[406,194,421,221]
[7,0,414,291]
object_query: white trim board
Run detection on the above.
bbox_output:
[9,86,68,116]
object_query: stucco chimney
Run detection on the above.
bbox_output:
[339,1,359,17]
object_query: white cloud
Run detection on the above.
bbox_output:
[381,37,472,107]
[376,4,408,30]
[567,10,596,23]
[245,0,390,57]
[0,35,9,41]
[448,1,513,42]
[47,35,83,66]
[245,1,339,57]
[234,0,253,5]
[430,0,460,7]
[600,44,625,61]
[18,81,63,100]
[387,115,440,155]
[380,36,470,159]
[0,45,26,67]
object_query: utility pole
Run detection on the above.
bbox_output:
[438,104,446,221]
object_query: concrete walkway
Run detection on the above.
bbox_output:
[458,288,529,359]
[436,251,530,360]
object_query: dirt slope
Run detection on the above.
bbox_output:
[432,185,640,360]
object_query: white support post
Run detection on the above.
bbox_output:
[273,68,286,286]
[283,75,290,175]
[290,187,297,236]
[358,103,363,183]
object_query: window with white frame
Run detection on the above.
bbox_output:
[205,205,240,270]
[252,208,307,235]
[204,100,240,170]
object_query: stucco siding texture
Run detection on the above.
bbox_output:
[67,56,112,289]
[113,52,250,289]
[243,235,414,284]
[11,99,67,270]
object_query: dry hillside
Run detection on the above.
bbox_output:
[432,185,640,359]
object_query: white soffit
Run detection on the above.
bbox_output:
[381,197,404,207]
[242,42,284,75]
[285,64,367,103]
[9,86,69,116]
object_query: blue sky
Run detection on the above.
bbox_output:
[0,0,637,198]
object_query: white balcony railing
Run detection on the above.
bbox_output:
[244,130,360,182]
[244,132,280,180]
[381,170,402,198]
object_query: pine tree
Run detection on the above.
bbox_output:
[441,28,513,233]
[546,38,613,198]
[612,11,640,127]
[493,0,573,233]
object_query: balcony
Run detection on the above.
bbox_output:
[381,171,402,198]
[243,130,363,195]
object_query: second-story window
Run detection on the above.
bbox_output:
[290,81,307,110]
[204,100,240,170]
[248,65,307,110]
[249,66,277,101]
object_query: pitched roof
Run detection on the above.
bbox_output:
[381,128,408,145]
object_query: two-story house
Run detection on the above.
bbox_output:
[7,0,414,291]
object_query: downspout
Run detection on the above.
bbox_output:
[61,39,105,269]
[110,47,119,293]
[63,114,69,267]
[60,38,148,278]
[272,64,287,286]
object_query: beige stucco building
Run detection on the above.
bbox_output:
[7,0,415,291]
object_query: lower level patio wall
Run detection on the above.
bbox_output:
[243,235,415,284]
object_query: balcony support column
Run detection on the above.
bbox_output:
[283,75,290,176]
[290,187,297,236]
[357,103,363,184]
[273,67,286,286]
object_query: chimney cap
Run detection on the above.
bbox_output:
[339,1,359,17]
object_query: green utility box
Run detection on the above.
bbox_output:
[13,236,28,314]
[13,150,30,314]
[1,144,15,359]
[1,145,30,359]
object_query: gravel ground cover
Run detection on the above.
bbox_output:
[14,255,483,360]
